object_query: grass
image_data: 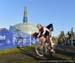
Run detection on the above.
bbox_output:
[0,46,38,63]
[7,57,38,63]
[0,47,21,56]
[58,46,75,52]
[0,45,75,63]
[52,53,72,60]
[0,46,34,55]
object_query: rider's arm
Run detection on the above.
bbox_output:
[42,27,50,35]
[37,32,41,38]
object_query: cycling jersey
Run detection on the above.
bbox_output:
[38,27,50,38]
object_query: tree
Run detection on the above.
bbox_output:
[52,36,58,43]
[58,31,65,43]
[71,27,75,39]
[66,27,74,40]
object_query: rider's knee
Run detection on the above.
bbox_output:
[50,37,52,40]
[39,36,46,43]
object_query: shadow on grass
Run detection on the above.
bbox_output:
[16,46,75,63]
[16,46,40,60]
[16,46,62,60]
[55,47,75,58]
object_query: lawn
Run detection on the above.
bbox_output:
[0,46,38,63]
[0,45,75,63]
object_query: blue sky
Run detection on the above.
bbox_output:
[0,0,75,36]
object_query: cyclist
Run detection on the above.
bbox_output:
[37,24,55,53]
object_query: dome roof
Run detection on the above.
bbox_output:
[11,22,38,34]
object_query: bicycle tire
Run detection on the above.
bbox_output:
[35,44,47,56]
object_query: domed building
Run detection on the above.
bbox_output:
[10,22,38,35]
[10,7,38,34]
[9,7,39,46]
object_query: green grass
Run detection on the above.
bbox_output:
[0,46,75,63]
[57,46,75,55]
[0,48,20,55]
[8,58,38,63]
[0,46,34,55]
[0,46,38,63]
[52,53,72,60]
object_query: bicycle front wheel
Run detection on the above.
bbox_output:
[35,44,47,56]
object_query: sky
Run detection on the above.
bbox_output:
[0,0,75,36]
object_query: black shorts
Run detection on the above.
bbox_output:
[44,31,50,38]
[40,31,50,38]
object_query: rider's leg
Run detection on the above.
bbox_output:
[39,36,46,45]
[49,37,55,53]
[49,37,54,48]
[46,36,52,50]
